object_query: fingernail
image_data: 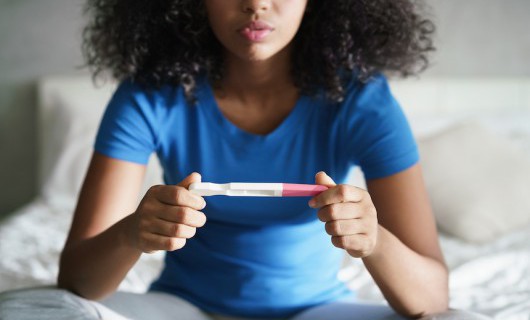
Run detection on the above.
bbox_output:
[308,199,316,208]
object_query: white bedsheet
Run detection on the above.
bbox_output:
[0,198,163,293]
[340,226,530,320]
[1,197,529,319]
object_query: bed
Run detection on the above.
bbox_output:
[0,75,529,319]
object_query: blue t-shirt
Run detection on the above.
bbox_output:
[95,74,419,318]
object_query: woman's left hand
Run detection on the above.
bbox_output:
[309,171,379,258]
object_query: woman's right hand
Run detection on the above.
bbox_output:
[128,172,207,253]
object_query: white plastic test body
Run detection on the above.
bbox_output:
[188,182,328,197]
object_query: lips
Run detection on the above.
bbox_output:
[239,21,274,42]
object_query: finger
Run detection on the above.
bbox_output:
[317,202,362,222]
[310,184,364,209]
[157,206,207,228]
[308,171,337,207]
[315,171,336,187]
[177,172,202,189]
[139,232,187,252]
[152,185,206,210]
[331,234,372,257]
[325,219,365,236]
[148,220,197,239]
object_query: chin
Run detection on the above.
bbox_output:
[237,47,279,62]
[245,55,274,62]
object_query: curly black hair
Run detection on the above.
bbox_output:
[82,0,435,102]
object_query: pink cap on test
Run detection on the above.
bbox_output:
[281,183,329,197]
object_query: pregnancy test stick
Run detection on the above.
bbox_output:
[189,182,328,197]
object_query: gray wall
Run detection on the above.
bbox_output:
[1,0,529,215]
[425,0,530,76]
[0,0,85,215]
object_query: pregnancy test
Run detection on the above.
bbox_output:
[189,182,328,197]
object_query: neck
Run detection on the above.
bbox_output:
[217,45,296,103]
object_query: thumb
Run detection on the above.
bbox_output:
[315,171,336,187]
[178,172,202,189]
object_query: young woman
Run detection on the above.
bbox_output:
[0,0,491,319]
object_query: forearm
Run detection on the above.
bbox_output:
[58,214,142,300]
[362,225,449,318]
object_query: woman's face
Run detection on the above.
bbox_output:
[204,0,308,62]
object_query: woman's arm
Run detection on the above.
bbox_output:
[363,163,448,317]
[58,152,206,300]
[311,164,448,317]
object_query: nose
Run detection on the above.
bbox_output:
[241,0,270,14]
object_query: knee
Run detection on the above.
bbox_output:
[0,287,98,320]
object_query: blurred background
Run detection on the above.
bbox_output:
[0,0,529,215]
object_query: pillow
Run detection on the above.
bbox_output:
[418,121,530,243]
[38,76,163,210]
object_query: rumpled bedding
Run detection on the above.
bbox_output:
[1,196,529,319]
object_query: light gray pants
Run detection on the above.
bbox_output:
[0,287,491,320]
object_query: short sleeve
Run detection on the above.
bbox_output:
[340,75,419,180]
[94,80,159,164]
